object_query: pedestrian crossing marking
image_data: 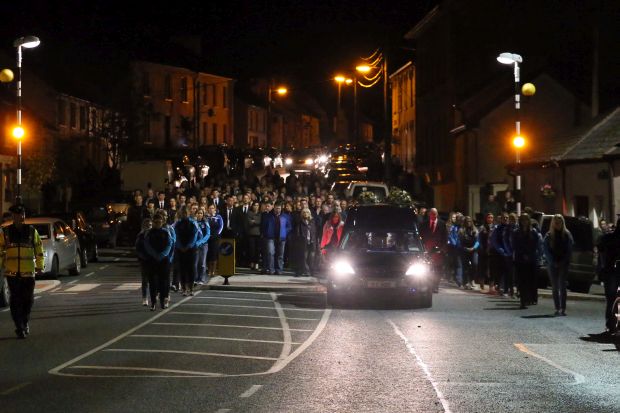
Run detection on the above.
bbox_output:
[65,284,100,292]
[113,283,142,291]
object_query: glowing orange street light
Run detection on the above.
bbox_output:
[513,135,525,148]
[12,126,25,140]
[355,65,372,73]
[276,87,288,96]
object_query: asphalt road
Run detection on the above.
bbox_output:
[1,248,618,413]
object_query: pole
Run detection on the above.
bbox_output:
[267,86,272,148]
[514,61,521,216]
[16,45,23,205]
[383,55,392,183]
[353,77,358,142]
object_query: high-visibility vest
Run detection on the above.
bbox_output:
[0,224,44,277]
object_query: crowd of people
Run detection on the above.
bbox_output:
[129,168,358,309]
[418,207,574,314]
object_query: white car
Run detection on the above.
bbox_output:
[1,217,81,278]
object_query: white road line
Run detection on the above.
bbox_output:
[114,258,120,262]
[1,307,9,313]
[84,272,95,277]
[0,382,31,396]
[387,319,452,413]
[113,283,141,291]
[68,365,221,376]
[181,303,326,312]
[514,343,586,385]
[170,311,319,321]
[51,292,78,295]
[129,334,300,345]
[67,280,78,285]
[104,348,278,361]
[271,292,292,370]
[239,384,263,398]
[98,265,108,270]
[48,292,198,377]
[205,290,272,296]
[194,296,273,302]
[66,284,100,292]
[215,409,231,413]
[49,287,61,292]
[266,307,331,375]
[152,322,313,332]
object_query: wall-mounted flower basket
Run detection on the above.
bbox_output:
[540,184,556,199]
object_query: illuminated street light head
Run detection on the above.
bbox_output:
[345,78,353,85]
[356,65,372,73]
[334,76,345,83]
[276,87,288,96]
[513,135,525,148]
[12,126,25,140]
[497,52,523,65]
[14,36,40,49]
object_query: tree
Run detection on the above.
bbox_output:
[23,150,56,213]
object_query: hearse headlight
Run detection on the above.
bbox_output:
[406,262,429,278]
[331,260,355,277]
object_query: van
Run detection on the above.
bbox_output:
[531,212,596,293]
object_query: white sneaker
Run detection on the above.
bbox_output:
[142,298,148,306]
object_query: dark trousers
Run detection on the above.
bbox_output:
[146,260,170,307]
[604,272,620,331]
[548,263,568,311]
[516,261,537,306]
[489,253,503,287]
[248,235,261,265]
[295,242,315,276]
[7,276,35,331]
[478,253,490,284]
[176,248,197,290]
[139,261,148,299]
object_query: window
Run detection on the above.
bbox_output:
[70,103,77,128]
[341,231,422,252]
[79,106,87,131]
[142,71,151,96]
[211,84,217,106]
[202,84,208,105]
[180,77,188,102]
[58,99,66,126]
[202,122,207,145]
[212,123,217,144]
[165,74,172,100]
[223,124,227,143]
[222,86,227,108]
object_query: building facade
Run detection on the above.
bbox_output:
[390,61,416,172]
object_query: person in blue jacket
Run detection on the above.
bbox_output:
[143,213,174,310]
[173,206,203,296]
[490,212,511,296]
[446,212,463,285]
[260,202,292,275]
[511,213,543,309]
[543,214,574,316]
[135,218,153,306]
[458,216,479,289]
[206,204,223,277]
[194,208,211,285]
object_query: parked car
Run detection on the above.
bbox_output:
[325,203,432,308]
[86,205,123,248]
[1,217,81,278]
[49,211,98,267]
[532,212,596,293]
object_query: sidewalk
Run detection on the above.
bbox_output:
[537,282,605,302]
[206,270,325,293]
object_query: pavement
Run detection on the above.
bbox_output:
[206,268,606,301]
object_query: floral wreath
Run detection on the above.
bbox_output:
[357,190,379,204]
[540,183,555,198]
[386,187,413,206]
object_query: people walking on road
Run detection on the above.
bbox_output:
[246,201,262,271]
[490,213,510,296]
[502,213,518,296]
[446,212,463,286]
[511,213,543,309]
[194,208,210,285]
[292,208,317,277]
[206,204,223,277]
[543,214,574,316]
[458,216,479,289]
[420,208,447,293]
[596,216,620,336]
[135,217,153,306]
[173,206,203,296]
[0,204,44,339]
[477,213,495,292]
[143,213,174,310]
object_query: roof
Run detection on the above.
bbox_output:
[523,106,620,164]
[404,6,440,40]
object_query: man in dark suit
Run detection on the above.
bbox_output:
[210,189,223,212]
[221,195,243,239]
[419,208,448,293]
[156,191,167,211]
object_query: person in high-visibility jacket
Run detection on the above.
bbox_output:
[0,204,44,339]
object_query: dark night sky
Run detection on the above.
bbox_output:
[1,1,618,120]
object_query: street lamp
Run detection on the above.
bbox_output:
[333,75,353,140]
[267,85,288,148]
[13,35,40,205]
[497,51,523,215]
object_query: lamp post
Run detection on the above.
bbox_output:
[333,76,352,138]
[13,35,40,205]
[497,52,523,215]
[266,85,287,149]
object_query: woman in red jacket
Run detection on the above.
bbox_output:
[320,212,344,257]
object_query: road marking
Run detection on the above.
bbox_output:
[50,287,61,292]
[205,290,272,296]
[387,319,452,413]
[270,292,292,371]
[152,322,313,332]
[1,308,9,313]
[99,265,108,270]
[170,311,319,321]
[51,292,78,295]
[181,303,325,312]
[84,272,95,278]
[215,409,231,413]
[68,365,221,376]
[34,296,41,300]
[66,283,100,292]
[114,258,120,262]
[0,382,31,396]
[104,348,278,361]
[239,384,263,398]
[113,283,141,291]
[514,343,585,385]
[67,280,78,285]
[130,334,300,345]
[49,293,198,377]
[195,296,273,302]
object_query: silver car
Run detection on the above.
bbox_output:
[1,217,81,277]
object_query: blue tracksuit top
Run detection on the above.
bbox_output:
[174,217,203,250]
[196,219,211,247]
[447,225,460,247]
[207,215,224,236]
[490,223,510,256]
[144,227,174,262]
